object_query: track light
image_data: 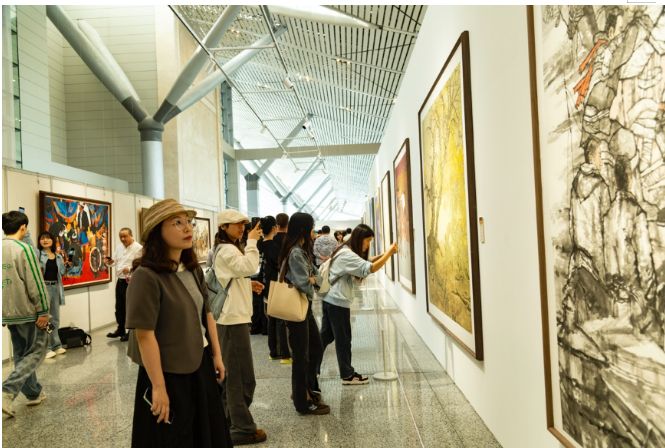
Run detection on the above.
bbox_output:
[282,77,294,89]
[302,118,311,130]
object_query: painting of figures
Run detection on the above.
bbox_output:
[528,6,665,447]
[192,217,211,263]
[381,172,395,280]
[39,191,112,289]
[418,31,483,360]
[394,139,416,294]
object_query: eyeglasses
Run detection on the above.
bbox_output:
[170,217,194,232]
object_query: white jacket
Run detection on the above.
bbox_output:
[214,239,259,325]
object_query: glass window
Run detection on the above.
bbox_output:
[11,34,18,63]
[12,65,19,95]
[13,97,20,129]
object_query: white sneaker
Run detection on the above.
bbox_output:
[25,392,46,406]
[2,392,15,417]
[45,350,56,359]
[55,347,66,355]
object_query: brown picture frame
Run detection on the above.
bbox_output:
[39,191,112,290]
[381,170,395,280]
[393,138,416,295]
[418,30,483,360]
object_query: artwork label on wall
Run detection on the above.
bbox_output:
[528,6,665,447]
[39,191,112,289]
[418,30,483,360]
[381,171,395,280]
[394,138,416,294]
[192,217,211,263]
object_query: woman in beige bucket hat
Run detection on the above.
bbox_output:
[125,199,232,447]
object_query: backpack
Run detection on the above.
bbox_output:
[204,245,232,320]
[58,326,92,348]
[317,250,343,294]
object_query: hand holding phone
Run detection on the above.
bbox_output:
[143,386,173,424]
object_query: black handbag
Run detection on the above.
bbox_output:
[57,326,92,348]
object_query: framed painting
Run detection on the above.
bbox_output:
[394,138,416,294]
[528,6,665,447]
[192,217,211,263]
[367,197,376,257]
[373,190,383,259]
[418,30,483,360]
[381,171,395,280]
[138,207,149,242]
[39,191,112,289]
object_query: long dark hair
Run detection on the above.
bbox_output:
[278,212,314,271]
[37,231,56,253]
[133,222,199,273]
[332,224,375,260]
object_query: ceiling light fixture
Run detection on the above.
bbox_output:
[282,77,294,89]
[268,5,375,29]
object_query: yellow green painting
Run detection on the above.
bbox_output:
[421,63,472,333]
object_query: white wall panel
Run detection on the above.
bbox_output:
[370,6,557,448]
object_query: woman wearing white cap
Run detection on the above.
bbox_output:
[125,199,231,447]
[213,209,267,445]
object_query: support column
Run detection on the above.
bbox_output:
[245,172,260,217]
[139,118,165,199]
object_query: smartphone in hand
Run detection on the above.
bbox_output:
[143,387,174,424]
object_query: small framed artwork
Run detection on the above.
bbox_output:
[393,138,416,294]
[192,217,211,263]
[418,30,483,360]
[380,171,394,280]
[39,191,112,289]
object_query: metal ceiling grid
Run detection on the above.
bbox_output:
[173,5,425,218]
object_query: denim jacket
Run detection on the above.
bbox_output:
[321,247,372,309]
[285,246,320,301]
[39,250,66,305]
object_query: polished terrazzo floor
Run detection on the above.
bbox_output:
[3,278,501,447]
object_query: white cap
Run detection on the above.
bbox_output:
[217,209,249,226]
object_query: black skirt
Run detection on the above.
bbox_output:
[131,347,232,448]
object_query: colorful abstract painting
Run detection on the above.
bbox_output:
[39,191,112,289]
[394,138,416,294]
[418,31,483,359]
[529,6,665,447]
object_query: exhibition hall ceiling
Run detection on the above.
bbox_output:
[173,5,426,219]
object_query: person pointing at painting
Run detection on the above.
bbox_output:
[104,227,142,342]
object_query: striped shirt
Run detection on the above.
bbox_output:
[2,238,49,324]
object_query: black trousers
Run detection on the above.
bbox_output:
[286,302,323,412]
[268,316,289,359]
[320,301,354,378]
[250,292,267,334]
[115,278,129,334]
[131,347,232,448]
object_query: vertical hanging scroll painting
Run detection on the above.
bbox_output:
[394,138,416,294]
[418,31,483,360]
[528,5,665,447]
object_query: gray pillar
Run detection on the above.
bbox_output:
[139,118,165,199]
[245,173,260,217]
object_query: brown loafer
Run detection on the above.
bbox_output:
[232,429,267,445]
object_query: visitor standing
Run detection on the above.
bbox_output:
[37,231,67,359]
[125,199,231,447]
[104,227,142,341]
[2,211,49,417]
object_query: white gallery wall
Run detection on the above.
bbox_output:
[2,166,218,361]
[369,6,558,448]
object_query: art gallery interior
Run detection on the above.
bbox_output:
[3,4,664,448]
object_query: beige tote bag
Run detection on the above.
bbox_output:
[267,259,308,322]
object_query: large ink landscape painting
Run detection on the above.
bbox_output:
[529,6,665,447]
